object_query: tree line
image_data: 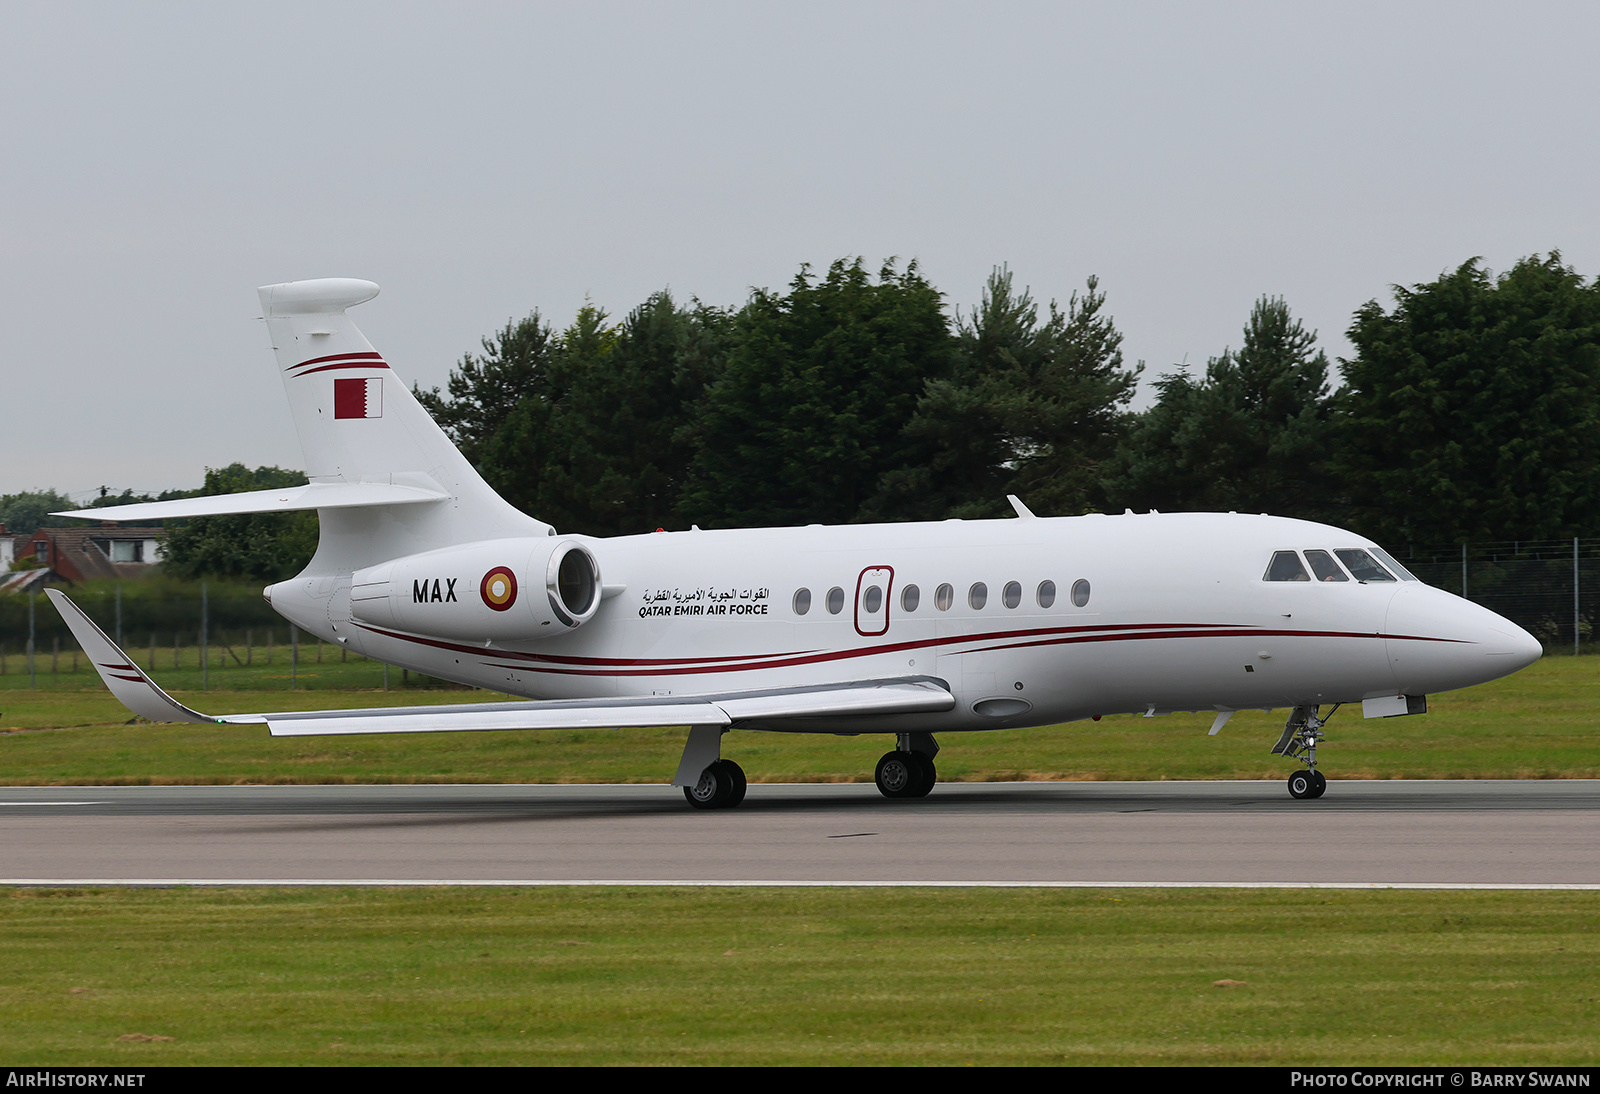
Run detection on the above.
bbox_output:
[418,252,1600,548]
[9,251,1599,582]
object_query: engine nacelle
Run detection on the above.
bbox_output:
[349,537,601,641]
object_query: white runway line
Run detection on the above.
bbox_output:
[3,878,1600,890]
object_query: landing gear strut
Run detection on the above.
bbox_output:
[1272,704,1337,800]
[875,732,938,800]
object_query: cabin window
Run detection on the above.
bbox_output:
[935,583,954,611]
[1037,580,1056,608]
[826,586,846,614]
[1002,581,1022,608]
[793,588,811,616]
[968,582,988,610]
[1304,550,1348,582]
[1071,579,1091,607]
[1264,551,1311,581]
[901,584,920,612]
[863,585,883,613]
[1334,549,1397,582]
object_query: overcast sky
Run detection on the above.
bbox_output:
[3,1,1596,502]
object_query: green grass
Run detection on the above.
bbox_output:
[1,886,1596,1066]
[0,651,1595,785]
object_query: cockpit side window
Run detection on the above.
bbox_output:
[1264,551,1311,581]
[1304,550,1349,582]
[1334,548,1397,582]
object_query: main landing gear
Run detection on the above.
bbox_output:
[674,727,943,809]
[683,758,748,810]
[1272,704,1338,800]
[874,732,939,800]
[675,725,746,810]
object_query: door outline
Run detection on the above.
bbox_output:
[854,566,894,638]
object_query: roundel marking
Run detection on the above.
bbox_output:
[481,566,518,611]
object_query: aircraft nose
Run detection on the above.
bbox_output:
[1385,584,1542,695]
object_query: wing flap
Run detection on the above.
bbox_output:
[263,702,729,737]
[716,679,954,720]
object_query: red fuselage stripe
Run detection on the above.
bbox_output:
[350,620,1243,667]
[352,620,1457,678]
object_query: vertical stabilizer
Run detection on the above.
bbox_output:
[258,279,550,573]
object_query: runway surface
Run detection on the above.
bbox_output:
[0,780,1596,887]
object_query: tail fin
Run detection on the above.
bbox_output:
[258,279,549,571]
[54,279,550,573]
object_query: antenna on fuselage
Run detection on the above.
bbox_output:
[1006,495,1036,519]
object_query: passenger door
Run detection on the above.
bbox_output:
[854,566,893,637]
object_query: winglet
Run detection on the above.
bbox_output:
[1007,495,1036,519]
[45,590,218,724]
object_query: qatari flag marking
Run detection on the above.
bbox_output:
[334,376,383,419]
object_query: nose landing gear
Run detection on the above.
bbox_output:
[1272,704,1338,800]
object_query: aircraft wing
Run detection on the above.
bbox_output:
[47,590,952,736]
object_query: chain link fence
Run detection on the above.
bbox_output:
[1390,539,1599,654]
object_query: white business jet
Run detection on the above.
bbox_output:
[50,279,1543,808]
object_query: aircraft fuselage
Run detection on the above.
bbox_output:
[266,509,1540,735]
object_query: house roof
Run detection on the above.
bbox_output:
[0,569,52,595]
[25,526,167,583]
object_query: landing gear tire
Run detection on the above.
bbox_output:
[1288,770,1318,800]
[684,759,747,809]
[875,752,919,799]
[722,759,748,807]
[876,751,936,799]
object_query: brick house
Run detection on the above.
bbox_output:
[13,524,167,584]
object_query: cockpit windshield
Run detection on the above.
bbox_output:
[1334,548,1396,582]
[1264,546,1418,585]
[1304,550,1348,582]
[1368,547,1420,581]
[1264,551,1311,581]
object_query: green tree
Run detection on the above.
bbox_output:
[512,295,730,536]
[984,271,1140,515]
[0,489,78,533]
[161,465,316,583]
[1105,296,1335,518]
[1336,254,1600,544]
[684,258,959,528]
[414,313,558,468]
[866,267,1140,520]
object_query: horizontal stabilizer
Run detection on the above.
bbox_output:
[52,479,451,522]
